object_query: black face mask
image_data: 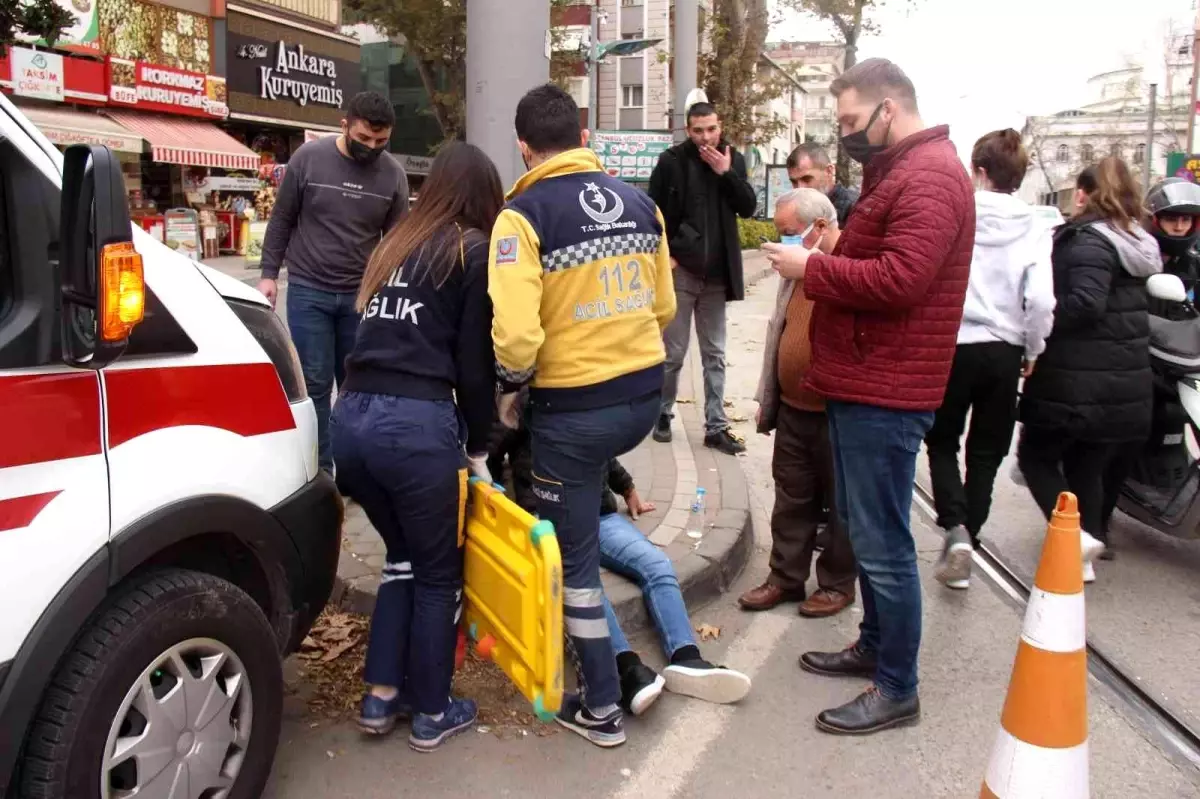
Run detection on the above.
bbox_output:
[1153,226,1198,259]
[347,137,386,165]
[840,102,890,165]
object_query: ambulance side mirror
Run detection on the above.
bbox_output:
[60,144,144,369]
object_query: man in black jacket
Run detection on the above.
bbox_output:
[649,102,758,455]
[785,142,859,229]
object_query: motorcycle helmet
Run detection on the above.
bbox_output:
[1146,178,1200,258]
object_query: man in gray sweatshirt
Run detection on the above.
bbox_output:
[257,91,409,474]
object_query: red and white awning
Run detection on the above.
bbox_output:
[104,111,259,171]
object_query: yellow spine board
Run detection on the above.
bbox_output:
[462,479,564,717]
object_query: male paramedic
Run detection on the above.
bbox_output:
[488,83,676,749]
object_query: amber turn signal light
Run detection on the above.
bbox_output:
[100,241,145,343]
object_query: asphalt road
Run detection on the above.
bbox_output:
[256,270,1200,798]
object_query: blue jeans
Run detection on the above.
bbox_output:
[330,392,466,715]
[826,400,933,701]
[288,283,361,473]
[599,513,696,660]
[529,392,660,711]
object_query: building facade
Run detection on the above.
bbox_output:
[1019,33,1194,210]
[764,40,844,157]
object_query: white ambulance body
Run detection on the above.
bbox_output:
[0,93,342,798]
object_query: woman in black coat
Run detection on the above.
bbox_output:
[1017,157,1161,581]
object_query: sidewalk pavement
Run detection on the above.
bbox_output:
[203,250,775,632]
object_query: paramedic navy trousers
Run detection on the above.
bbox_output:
[330,392,465,715]
[528,391,660,711]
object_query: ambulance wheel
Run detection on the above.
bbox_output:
[19,569,283,799]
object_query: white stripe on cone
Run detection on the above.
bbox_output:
[984,729,1089,799]
[1020,588,1086,653]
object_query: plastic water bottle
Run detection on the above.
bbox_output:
[686,487,707,539]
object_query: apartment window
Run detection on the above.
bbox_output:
[1080,144,1094,164]
[621,0,643,6]
[1056,144,1069,163]
[819,96,827,109]
[622,85,644,108]
[1134,143,1146,164]
[1110,142,1123,159]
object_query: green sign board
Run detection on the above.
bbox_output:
[590,130,672,182]
[1167,152,1200,182]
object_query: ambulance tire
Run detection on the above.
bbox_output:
[18,568,284,799]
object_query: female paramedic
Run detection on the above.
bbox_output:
[331,142,502,751]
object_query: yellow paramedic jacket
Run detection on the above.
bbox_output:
[488,148,676,410]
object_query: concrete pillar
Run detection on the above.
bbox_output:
[672,0,699,142]
[466,0,551,189]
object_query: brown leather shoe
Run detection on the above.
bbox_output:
[797,589,853,618]
[738,582,803,611]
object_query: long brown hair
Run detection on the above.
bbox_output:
[1081,156,1144,232]
[357,142,504,311]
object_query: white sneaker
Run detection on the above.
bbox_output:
[1080,531,1106,563]
[1082,561,1096,583]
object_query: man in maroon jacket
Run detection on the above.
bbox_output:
[763,58,973,736]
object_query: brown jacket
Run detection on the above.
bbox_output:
[755,277,823,433]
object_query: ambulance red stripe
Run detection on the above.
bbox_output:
[105,362,297,448]
[0,372,102,469]
[0,491,62,533]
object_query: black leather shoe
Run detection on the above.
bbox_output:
[799,643,877,678]
[816,687,920,735]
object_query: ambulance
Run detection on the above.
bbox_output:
[0,94,342,797]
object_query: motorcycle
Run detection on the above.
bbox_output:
[1117,272,1200,539]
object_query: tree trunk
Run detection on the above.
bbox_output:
[835,32,858,187]
[414,58,452,139]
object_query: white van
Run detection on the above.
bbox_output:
[0,94,342,797]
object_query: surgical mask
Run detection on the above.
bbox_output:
[781,221,824,250]
[840,102,890,166]
[347,137,386,165]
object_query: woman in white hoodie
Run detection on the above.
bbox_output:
[924,130,1057,589]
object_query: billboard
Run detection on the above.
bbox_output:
[590,130,672,182]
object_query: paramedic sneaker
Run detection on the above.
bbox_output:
[1082,561,1096,584]
[409,697,478,752]
[663,658,752,705]
[934,525,973,590]
[1080,531,1106,563]
[619,662,665,717]
[358,692,412,735]
[555,694,626,748]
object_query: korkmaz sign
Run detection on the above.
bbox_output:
[246,42,344,109]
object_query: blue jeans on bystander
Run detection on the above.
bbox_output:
[287,283,360,473]
[825,400,934,702]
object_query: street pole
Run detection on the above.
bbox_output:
[1188,4,1200,153]
[673,0,698,142]
[466,0,550,189]
[1147,82,1158,189]
[587,2,599,133]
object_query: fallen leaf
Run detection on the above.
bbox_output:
[728,413,749,423]
[696,623,721,641]
[723,400,734,408]
[676,398,694,404]
[319,635,360,663]
[300,636,318,650]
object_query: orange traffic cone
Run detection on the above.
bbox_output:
[980,492,1089,799]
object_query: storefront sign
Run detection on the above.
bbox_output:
[107,57,228,119]
[11,48,63,101]
[185,174,263,193]
[0,49,106,104]
[226,11,360,129]
[398,154,433,175]
[589,131,672,181]
[18,0,100,53]
[250,42,343,108]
